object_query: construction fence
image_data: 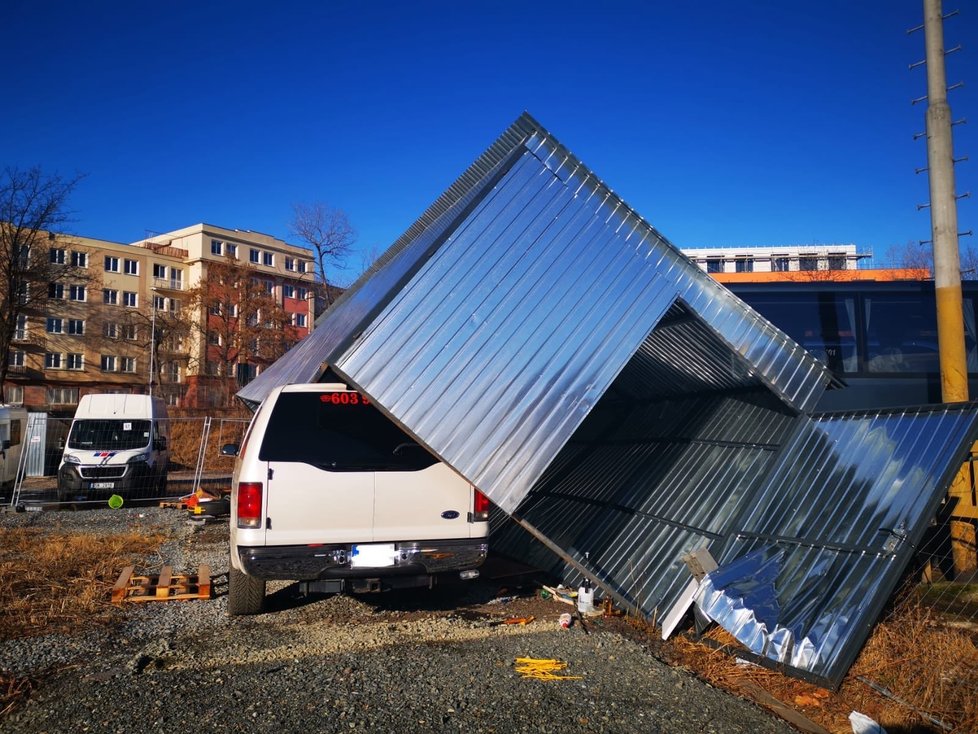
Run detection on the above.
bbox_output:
[5,414,249,509]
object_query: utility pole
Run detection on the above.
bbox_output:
[922,0,968,402]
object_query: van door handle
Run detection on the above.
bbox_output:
[267,468,274,480]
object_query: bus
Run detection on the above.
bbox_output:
[729,279,978,528]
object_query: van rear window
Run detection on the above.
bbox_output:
[258,392,438,472]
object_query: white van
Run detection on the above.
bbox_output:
[0,404,27,490]
[57,394,170,502]
[224,383,490,615]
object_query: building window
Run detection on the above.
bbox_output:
[264,279,274,294]
[122,324,138,340]
[6,385,23,405]
[735,258,753,273]
[103,288,118,305]
[828,253,847,271]
[9,350,25,368]
[48,283,65,299]
[104,322,118,339]
[14,315,27,341]
[123,291,138,307]
[69,284,86,301]
[46,387,78,405]
[297,286,307,299]
[772,256,790,272]
[211,239,223,256]
[153,263,167,279]
[101,355,117,372]
[283,284,295,298]
[208,332,222,346]
[262,252,274,267]
[298,261,307,274]
[285,256,296,272]
[46,317,64,334]
[171,269,183,288]
[67,319,85,335]
[168,298,181,314]
[228,303,238,317]
[249,248,260,264]
[44,352,63,369]
[67,353,84,370]
[294,313,307,328]
[49,248,65,264]
[104,256,119,272]
[208,301,222,316]
[70,251,88,267]
[226,243,237,258]
[799,254,819,272]
[121,357,136,373]
[124,258,139,275]
[163,362,180,382]
[706,257,724,274]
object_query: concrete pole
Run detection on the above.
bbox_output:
[923,0,968,402]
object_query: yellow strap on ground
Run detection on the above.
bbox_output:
[514,657,583,681]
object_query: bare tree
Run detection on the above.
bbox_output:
[882,240,933,275]
[290,202,355,308]
[186,256,295,407]
[0,166,84,402]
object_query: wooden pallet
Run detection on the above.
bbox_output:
[111,565,212,604]
[158,500,191,510]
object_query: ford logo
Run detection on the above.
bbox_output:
[441,510,460,520]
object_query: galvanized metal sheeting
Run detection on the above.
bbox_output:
[233,113,977,685]
[697,404,978,686]
[322,114,831,513]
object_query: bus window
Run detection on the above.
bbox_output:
[738,292,857,375]
[865,295,939,373]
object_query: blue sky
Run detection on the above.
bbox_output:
[2,1,976,281]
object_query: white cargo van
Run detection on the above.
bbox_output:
[57,394,170,502]
[223,383,490,615]
[0,405,27,490]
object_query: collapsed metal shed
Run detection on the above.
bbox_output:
[239,113,978,687]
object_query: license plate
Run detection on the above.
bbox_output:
[92,482,115,489]
[350,543,397,568]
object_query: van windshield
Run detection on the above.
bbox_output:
[68,420,152,451]
[258,392,438,472]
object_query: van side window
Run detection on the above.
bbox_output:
[9,419,21,446]
[258,392,437,472]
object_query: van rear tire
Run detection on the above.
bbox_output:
[228,566,266,616]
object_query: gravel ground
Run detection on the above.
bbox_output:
[0,507,795,733]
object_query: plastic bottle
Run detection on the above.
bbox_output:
[577,579,594,614]
[559,612,572,629]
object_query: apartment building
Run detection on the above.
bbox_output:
[681,244,868,276]
[6,224,315,413]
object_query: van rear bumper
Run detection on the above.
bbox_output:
[237,539,488,581]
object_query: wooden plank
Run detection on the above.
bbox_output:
[735,681,831,734]
[156,566,172,599]
[197,565,211,599]
[111,566,134,604]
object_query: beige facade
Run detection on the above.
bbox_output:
[7,224,315,413]
[681,244,869,275]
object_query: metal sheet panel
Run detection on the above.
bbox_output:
[324,115,831,513]
[490,377,797,613]
[695,404,978,687]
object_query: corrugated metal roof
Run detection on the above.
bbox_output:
[493,401,978,687]
[696,404,978,686]
[320,114,831,513]
[233,113,971,685]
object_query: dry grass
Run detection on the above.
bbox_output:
[656,598,978,734]
[0,527,165,641]
[1,672,35,717]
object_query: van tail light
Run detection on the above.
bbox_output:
[470,488,490,522]
[237,482,263,528]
